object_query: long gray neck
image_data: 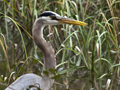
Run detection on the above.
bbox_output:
[32,18,56,71]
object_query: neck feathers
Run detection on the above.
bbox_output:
[32,18,56,70]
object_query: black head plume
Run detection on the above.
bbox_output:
[38,11,55,18]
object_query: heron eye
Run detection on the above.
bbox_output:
[50,15,61,20]
[50,15,56,19]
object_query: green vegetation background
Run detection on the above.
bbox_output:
[0,0,120,90]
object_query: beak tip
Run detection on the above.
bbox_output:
[79,22,87,26]
[84,23,87,26]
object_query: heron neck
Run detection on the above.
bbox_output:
[32,19,56,71]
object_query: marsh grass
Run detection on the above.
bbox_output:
[0,0,120,90]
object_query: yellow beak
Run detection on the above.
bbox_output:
[58,17,87,26]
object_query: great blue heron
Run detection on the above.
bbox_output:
[5,11,87,90]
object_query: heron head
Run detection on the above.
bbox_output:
[38,11,87,26]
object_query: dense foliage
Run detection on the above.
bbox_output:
[0,0,120,89]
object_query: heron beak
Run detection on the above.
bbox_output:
[58,17,87,26]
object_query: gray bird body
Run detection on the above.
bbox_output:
[5,73,53,90]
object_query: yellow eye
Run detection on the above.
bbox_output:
[50,15,61,20]
[50,15,54,18]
